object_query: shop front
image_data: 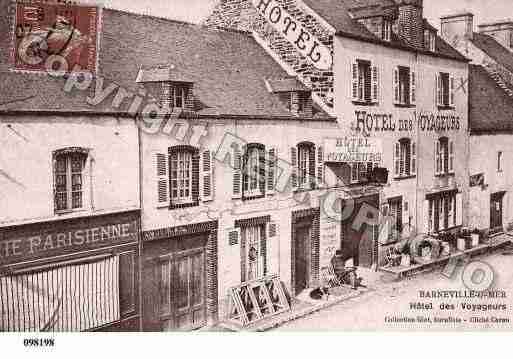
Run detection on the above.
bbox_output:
[0,210,140,332]
[140,221,218,331]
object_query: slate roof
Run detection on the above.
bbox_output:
[469,64,513,133]
[301,0,467,61]
[0,2,331,120]
[471,32,513,74]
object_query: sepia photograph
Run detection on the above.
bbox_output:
[1,0,513,352]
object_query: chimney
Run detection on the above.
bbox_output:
[478,20,513,50]
[440,12,474,43]
[396,0,424,48]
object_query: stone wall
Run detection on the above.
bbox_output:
[205,0,335,109]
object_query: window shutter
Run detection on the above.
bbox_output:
[449,140,455,173]
[410,70,416,105]
[435,73,441,106]
[411,141,417,175]
[316,145,324,189]
[435,140,440,175]
[449,75,455,107]
[371,65,379,103]
[394,142,400,177]
[228,228,241,246]
[267,147,276,196]
[291,146,298,191]
[351,62,359,100]
[201,150,213,202]
[156,152,169,207]
[456,193,463,226]
[232,146,242,199]
[393,68,400,104]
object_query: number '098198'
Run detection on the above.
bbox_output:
[23,338,55,347]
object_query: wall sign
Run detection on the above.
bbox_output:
[252,0,332,70]
[353,111,461,133]
[0,211,139,265]
[324,137,383,163]
[470,173,485,187]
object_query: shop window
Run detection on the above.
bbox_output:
[243,144,266,199]
[428,193,458,233]
[435,137,454,176]
[394,138,416,178]
[0,256,120,332]
[498,151,503,172]
[394,66,415,106]
[351,59,379,104]
[436,72,455,108]
[53,148,89,213]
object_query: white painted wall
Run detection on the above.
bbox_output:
[0,115,140,226]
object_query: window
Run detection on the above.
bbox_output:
[243,144,266,198]
[349,162,379,184]
[428,193,458,233]
[170,149,193,204]
[435,137,454,175]
[297,142,314,189]
[394,66,415,106]
[287,91,310,114]
[436,72,455,107]
[162,82,190,109]
[388,197,403,241]
[382,20,392,41]
[351,60,378,104]
[53,149,88,213]
[498,151,503,172]
[424,30,436,52]
[394,139,416,178]
[510,32,513,48]
[242,224,266,282]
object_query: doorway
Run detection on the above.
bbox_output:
[294,223,311,295]
[490,192,505,233]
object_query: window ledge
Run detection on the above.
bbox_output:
[352,100,378,106]
[394,103,415,108]
[434,173,455,178]
[242,194,265,201]
[437,105,455,111]
[169,201,199,210]
[55,208,87,216]
[394,175,416,181]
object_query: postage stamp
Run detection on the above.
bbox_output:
[11,1,99,73]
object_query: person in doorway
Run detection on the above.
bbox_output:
[331,250,360,290]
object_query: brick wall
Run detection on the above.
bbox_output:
[205,0,334,109]
[396,0,424,48]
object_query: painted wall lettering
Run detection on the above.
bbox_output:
[353,111,461,133]
[251,0,332,70]
[416,111,461,132]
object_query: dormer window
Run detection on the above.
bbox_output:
[162,82,190,109]
[382,20,392,41]
[424,30,436,52]
[287,91,310,114]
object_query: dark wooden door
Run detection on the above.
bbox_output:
[294,225,311,295]
[490,193,504,231]
[173,248,206,331]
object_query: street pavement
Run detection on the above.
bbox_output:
[274,251,513,331]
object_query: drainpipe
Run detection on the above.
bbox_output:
[136,115,144,332]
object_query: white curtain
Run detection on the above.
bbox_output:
[0,256,119,332]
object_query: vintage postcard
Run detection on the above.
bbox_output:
[1,0,513,340]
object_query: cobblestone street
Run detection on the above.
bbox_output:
[274,250,513,331]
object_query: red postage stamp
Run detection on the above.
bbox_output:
[12,1,99,73]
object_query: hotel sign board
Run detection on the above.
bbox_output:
[324,137,383,163]
[251,0,332,70]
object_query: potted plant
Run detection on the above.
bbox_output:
[457,227,471,251]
